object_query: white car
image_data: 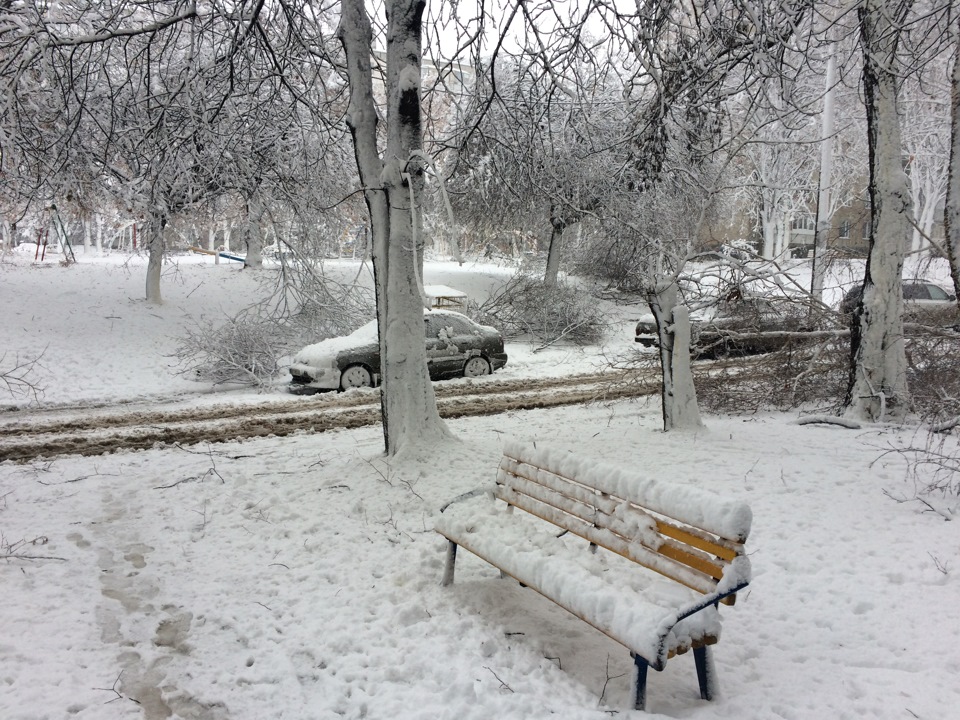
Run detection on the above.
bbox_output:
[840,280,957,319]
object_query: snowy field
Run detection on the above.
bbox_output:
[0,249,617,412]
[2,250,959,719]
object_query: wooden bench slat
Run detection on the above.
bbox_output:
[501,456,746,558]
[503,446,752,543]
[497,484,720,596]
[499,461,740,591]
[654,520,741,562]
[501,464,737,565]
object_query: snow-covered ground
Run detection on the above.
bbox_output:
[2,251,959,719]
[0,251,620,412]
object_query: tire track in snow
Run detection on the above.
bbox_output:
[0,372,661,462]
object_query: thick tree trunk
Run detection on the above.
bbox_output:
[647,281,702,431]
[761,209,776,259]
[340,0,450,457]
[946,12,960,302]
[144,213,166,304]
[845,0,912,421]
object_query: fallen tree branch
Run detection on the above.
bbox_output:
[794,415,863,429]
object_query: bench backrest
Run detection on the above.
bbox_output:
[496,443,752,605]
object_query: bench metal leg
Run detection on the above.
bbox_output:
[631,653,649,711]
[441,541,457,587]
[693,645,717,701]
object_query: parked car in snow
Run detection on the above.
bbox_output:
[289,310,508,392]
[839,280,957,320]
[635,295,814,358]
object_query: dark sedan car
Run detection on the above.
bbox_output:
[635,296,812,358]
[289,309,508,392]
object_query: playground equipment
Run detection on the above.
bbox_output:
[189,246,245,263]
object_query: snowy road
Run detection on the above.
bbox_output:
[0,371,661,462]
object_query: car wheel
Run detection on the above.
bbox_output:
[463,356,491,378]
[340,364,372,390]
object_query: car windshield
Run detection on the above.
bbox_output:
[425,313,476,338]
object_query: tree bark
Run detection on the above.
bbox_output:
[339,0,450,456]
[243,197,264,270]
[844,0,913,421]
[946,8,960,302]
[544,213,566,287]
[647,281,703,431]
[812,51,837,303]
[83,215,92,254]
[144,213,166,304]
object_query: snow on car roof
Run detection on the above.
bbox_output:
[293,319,379,367]
[293,309,481,367]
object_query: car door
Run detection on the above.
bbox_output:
[903,282,934,321]
[423,315,459,378]
[424,314,472,378]
[910,282,959,324]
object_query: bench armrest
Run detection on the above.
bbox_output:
[675,578,750,624]
[652,556,752,669]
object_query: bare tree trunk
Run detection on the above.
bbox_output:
[647,281,702,431]
[95,214,104,255]
[340,0,450,457]
[83,215,92,254]
[946,9,960,302]
[144,213,166,304]
[544,215,566,287]
[845,0,913,422]
[812,51,837,303]
[243,197,263,269]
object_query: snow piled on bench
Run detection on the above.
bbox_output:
[504,441,753,542]
[435,498,724,665]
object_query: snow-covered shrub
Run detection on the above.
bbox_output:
[895,431,960,498]
[0,351,45,405]
[680,326,960,430]
[693,337,849,414]
[174,270,374,388]
[906,332,960,426]
[175,312,287,388]
[470,273,606,345]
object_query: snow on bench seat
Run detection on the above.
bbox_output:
[435,443,753,711]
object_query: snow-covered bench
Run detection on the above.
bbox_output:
[434,442,753,711]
